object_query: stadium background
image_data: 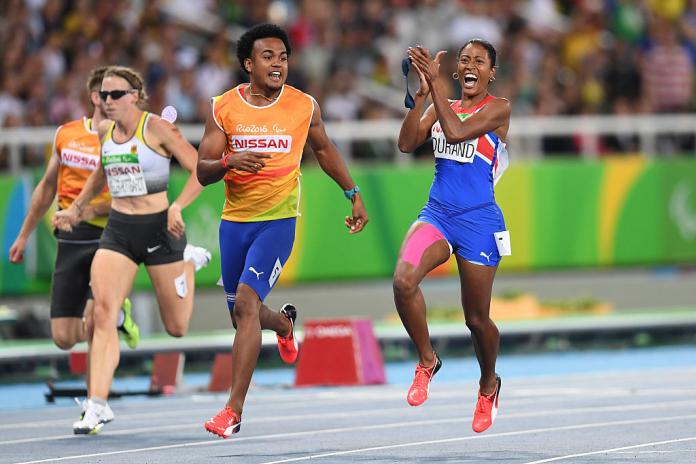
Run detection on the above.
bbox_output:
[0,0,694,338]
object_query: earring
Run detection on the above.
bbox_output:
[452,72,459,80]
[489,76,496,82]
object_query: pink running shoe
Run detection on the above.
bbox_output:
[406,353,442,406]
[472,375,501,433]
[204,406,241,438]
[276,304,299,364]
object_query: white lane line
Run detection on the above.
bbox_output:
[3,397,696,446]
[523,436,696,463]
[257,418,696,464]
[2,383,694,432]
[0,404,441,445]
[11,413,696,464]
[0,390,619,434]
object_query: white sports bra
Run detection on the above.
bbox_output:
[101,112,171,198]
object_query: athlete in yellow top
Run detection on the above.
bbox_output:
[9,66,139,353]
[197,24,368,439]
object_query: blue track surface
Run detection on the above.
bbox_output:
[2,344,695,411]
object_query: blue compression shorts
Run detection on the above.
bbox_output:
[418,201,506,266]
[219,217,296,309]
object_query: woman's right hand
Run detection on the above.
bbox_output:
[222,151,272,174]
[52,207,81,232]
[408,46,447,85]
[414,60,430,97]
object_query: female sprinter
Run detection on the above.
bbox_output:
[394,39,511,434]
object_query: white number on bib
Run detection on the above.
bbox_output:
[103,153,148,197]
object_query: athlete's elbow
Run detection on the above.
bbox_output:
[195,164,212,186]
[398,138,417,153]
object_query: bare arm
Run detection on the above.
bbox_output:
[431,77,511,143]
[146,115,202,239]
[410,46,511,143]
[81,200,111,222]
[151,116,203,210]
[308,99,368,233]
[196,108,229,186]
[74,120,111,211]
[397,60,438,153]
[9,151,60,263]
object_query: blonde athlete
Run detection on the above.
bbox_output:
[54,66,210,434]
[9,68,139,417]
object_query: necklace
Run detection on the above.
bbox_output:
[247,85,279,103]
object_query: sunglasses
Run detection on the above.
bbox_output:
[99,89,136,101]
[401,58,415,109]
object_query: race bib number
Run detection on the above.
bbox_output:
[432,135,476,163]
[102,153,147,197]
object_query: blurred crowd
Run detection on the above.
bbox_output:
[1,0,696,160]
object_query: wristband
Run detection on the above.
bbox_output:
[344,185,360,201]
[221,154,230,169]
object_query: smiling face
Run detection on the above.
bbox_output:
[246,37,288,92]
[100,75,139,121]
[457,43,496,97]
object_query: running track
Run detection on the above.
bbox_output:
[1,345,695,463]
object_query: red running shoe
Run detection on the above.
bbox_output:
[276,304,298,364]
[406,353,442,406]
[472,375,501,433]
[204,406,241,438]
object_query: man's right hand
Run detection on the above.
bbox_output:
[222,151,272,174]
[9,237,27,263]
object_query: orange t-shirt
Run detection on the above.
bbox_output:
[54,117,110,228]
[211,84,314,222]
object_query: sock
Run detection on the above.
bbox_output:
[117,308,125,327]
[90,397,107,407]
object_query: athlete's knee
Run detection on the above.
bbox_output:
[52,333,77,350]
[231,297,259,325]
[393,267,419,296]
[164,321,188,338]
[464,310,496,333]
[92,300,115,328]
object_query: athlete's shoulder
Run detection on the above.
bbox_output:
[282,84,313,102]
[212,85,243,105]
[486,96,512,114]
[212,85,245,118]
[58,117,89,134]
[280,85,315,114]
[54,117,93,144]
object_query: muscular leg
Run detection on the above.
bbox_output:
[83,302,94,396]
[393,222,451,366]
[456,256,499,395]
[88,250,138,400]
[146,260,196,337]
[226,283,263,415]
[50,317,86,350]
[229,304,290,336]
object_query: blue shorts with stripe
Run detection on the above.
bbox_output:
[418,200,506,266]
[219,217,296,309]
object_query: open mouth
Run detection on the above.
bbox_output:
[269,71,282,81]
[464,73,478,88]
